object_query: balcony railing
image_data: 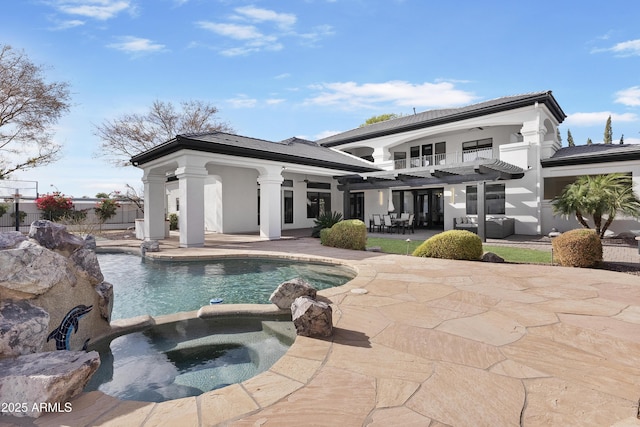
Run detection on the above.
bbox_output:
[393,148,493,170]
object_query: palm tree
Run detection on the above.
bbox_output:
[552,173,640,237]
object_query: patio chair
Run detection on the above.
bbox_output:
[383,215,397,233]
[407,214,415,233]
[372,214,382,232]
[400,212,409,220]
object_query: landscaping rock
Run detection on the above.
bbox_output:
[141,240,160,254]
[291,296,333,337]
[28,220,85,256]
[0,300,50,358]
[482,252,505,263]
[0,240,77,297]
[0,350,100,418]
[269,277,317,309]
[0,226,112,353]
[0,231,27,249]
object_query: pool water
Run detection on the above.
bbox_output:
[85,317,295,402]
[98,254,355,320]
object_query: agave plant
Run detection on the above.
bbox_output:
[311,211,343,238]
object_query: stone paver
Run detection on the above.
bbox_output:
[14,232,640,427]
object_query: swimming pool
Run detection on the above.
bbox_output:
[98,253,355,320]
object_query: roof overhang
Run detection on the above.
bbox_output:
[337,159,524,190]
[541,148,640,167]
[131,134,380,174]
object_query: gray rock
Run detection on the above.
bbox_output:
[482,251,505,263]
[269,277,317,309]
[0,300,50,358]
[0,241,77,296]
[140,240,160,255]
[28,220,85,255]
[95,281,114,322]
[0,231,27,249]
[70,248,104,285]
[291,296,333,337]
[83,234,97,250]
[0,350,100,418]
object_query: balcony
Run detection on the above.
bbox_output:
[394,148,494,170]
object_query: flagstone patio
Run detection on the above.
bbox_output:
[12,234,640,426]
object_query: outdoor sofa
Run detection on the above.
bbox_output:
[453,216,515,239]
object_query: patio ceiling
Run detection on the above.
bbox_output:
[337,158,525,190]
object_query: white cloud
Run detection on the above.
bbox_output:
[196,6,331,56]
[234,6,296,30]
[227,95,257,108]
[266,98,285,105]
[564,111,638,126]
[274,73,291,79]
[197,22,263,40]
[304,80,477,110]
[615,86,640,106]
[49,19,86,30]
[594,39,640,57]
[53,0,133,20]
[107,36,166,54]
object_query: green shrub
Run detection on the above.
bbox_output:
[412,229,483,260]
[168,213,179,230]
[552,228,602,268]
[312,210,343,237]
[321,219,367,250]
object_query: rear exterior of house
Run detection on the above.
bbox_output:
[132,91,640,247]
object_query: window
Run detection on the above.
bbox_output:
[306,181,331,190]
[393,152,407,169]
[307,192,331,218]
[284,190,293,224]
[466,184,505,215]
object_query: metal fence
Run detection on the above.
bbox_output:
[0,200,143,233]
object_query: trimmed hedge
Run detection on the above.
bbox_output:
[412,229,483,260]
[552,228,602,268]
[321,219,367,250]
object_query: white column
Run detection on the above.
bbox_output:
[257,168,284,240]
[142,173,166,241]
[176,166,208,248]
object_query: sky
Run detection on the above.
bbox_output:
[2,0,640,198]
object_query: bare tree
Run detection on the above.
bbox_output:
[0,45,71,179]
[93,100,235,166]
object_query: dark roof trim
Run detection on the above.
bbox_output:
[320,91,566,147]
[541,148,640,167]
[130,134,380,173]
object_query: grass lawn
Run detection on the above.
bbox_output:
[366,237,552,264]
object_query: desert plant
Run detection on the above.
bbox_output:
[551,228,602,268]
[0,203,8,217]
[169,213,179,230]
[95,198,120,223]
[312,210,343,238]
[552,173,640,238]
[321,219,367,250]
[413,229,483,260]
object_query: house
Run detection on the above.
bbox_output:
[131,91,640,247]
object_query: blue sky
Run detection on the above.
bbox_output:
[2,0,640,198]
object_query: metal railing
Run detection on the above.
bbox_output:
[393,148,494,169]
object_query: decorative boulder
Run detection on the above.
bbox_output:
[482,252,505,263]
[269,278,317,309]
[0,300,50,357]
[0,224,113,354]
[0,350,100,418]
[141,240,160,254]
[28,220,85,256]
[0,231,27,249]
[291,296,333,337]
